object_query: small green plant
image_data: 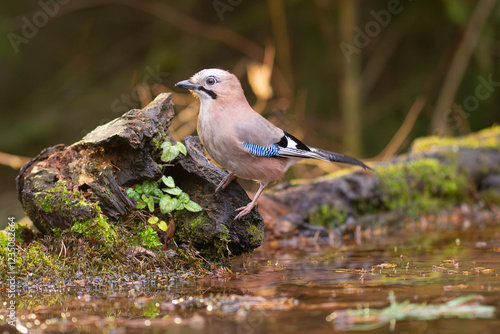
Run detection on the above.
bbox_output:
[127,139,201,217]
[160,140,187,163]
[139,225,163,249]
[126,139,203,248]
[147,216,168,232]
[126,176,202,217]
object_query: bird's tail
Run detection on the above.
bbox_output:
[277,146,372,170]
[309,148,372,170]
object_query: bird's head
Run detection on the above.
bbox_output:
[175,69,244,102]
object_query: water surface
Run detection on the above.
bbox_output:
[4,222,500,333]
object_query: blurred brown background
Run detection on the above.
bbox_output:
[2,0,499,224]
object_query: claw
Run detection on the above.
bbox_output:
[215,172,237,192]
[232,181,267,220]
[234,203,257,220]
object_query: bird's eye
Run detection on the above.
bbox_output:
[206,77,217,86]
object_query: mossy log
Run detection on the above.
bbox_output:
[16,93,264,256]
[262,126,500,237]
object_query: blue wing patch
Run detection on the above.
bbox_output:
[242,134,371,170]
[242,142,279,157]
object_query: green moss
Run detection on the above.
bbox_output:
[0,231,7,249]
[35,180,87,217]
[33,180,117,247]
[70,206,118,246]
[184,217,209,243]
[213,223,231,256]
[173,214,201,242]
[412,125,500,153]
[40,194,54,212]
[0,222,28,257]
[188,218,231,258]
[476,124,500,137]
[309,203,348,228]
[35,181,71,213]
[17,242,63,278]
[376,157,469,213]
[51,227,61,237]
[151,138,162,150]
[0,232,12,258]
[246,223,264,246]
[218,223,230,238]
[172,213,233,260]
[138,226,162,249]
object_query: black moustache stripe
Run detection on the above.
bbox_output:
[198,87,217,100]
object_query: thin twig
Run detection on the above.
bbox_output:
[58,240,67,268]
[430,0,496,134]
[376,96,426,161]
[0,151,30,169]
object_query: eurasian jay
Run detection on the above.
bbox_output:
[176,69,371,220]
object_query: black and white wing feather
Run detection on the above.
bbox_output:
[242,132,372,170]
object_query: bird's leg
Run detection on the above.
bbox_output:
[215,172,237,192]
[234,182,267,220]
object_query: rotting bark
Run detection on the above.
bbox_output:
[16,93,264,256]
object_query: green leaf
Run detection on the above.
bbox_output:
[135,184,144,194]
[142,196,155,212]
[185,200,202,212]
[153,188,164,198]
[158,220,168,231]
[142,180,158,194]
[162,175,175,188]
[148,216,159,225]
[126,188,139,200]
[176,142,187,155]
[164,187,182,196]
[159,196,177,214]
[175,201,185,211]
[136,202,146,209]
[161,141,172,150]
[160,140,181,163]
[178,192,190,203]
[162,146,179,162]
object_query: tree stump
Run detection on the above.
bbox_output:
[16,93,264,256]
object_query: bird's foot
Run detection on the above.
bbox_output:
[215,172,237,193]
[234,202,257,220]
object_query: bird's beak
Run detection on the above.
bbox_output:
[175,79,199,91]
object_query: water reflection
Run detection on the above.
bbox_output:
[3,225,500,333]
